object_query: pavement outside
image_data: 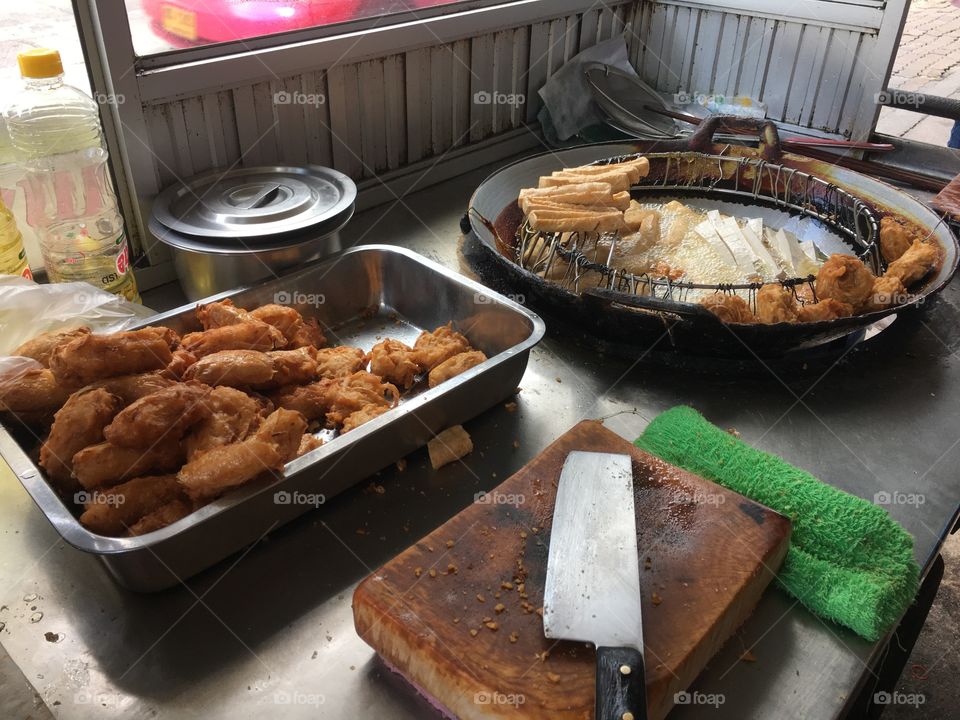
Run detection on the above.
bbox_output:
[0,2,958,719]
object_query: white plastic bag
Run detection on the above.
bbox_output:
[0,276,156,357]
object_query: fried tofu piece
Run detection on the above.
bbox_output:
[181,321,285,358]
[427,425,473,469]
[862,275,907,313]
[40,388,122,491]
[177,437,283,502]
[427,350,488,388]
[315,346,366,379]
[255,408,308,462]
[296,434,324,457]
[324,371,400,427]
[128,497,195,536]
[87,372,177,406]
[814,254,875,309]
[755,285,799,324]
[49,327,177,386]
[79,474,184,536]
[103,383,211,449]
[368,339,420,389]
[268,380,334,421]
[796,298,854,323]
[161,350,198,380]
[341,404,390,433]
[413,323,472,371]
[183,350,276,388]
[13,326,90,367]
[73,438,186,490]
[0,368,74,423]
[884,239,938,287]
[878,217,915,263]
[184,386,263,460]
[700,293,755,323]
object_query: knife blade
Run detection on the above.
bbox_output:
[544,450,646,720]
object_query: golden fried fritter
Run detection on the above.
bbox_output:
[0,368,74,423]
[253,347,318,389]
[879,217,914,264]
[296,434,324,457]
[73,438,186,490]
[814,254,875,309]
[183,349,276,387]
[103,383,211,449]
[49,327,177,386]
[40,388,121,491]
[196,299,247,329]
[128,497,194,536]
[13,326,90,367]
[427,350,488,388]
[341,404,390,433]
[268,380,334,421]
[161,349,198,380]
[288,317,327,349]
[249,304,306,345]
[413,323,472,371]
[884,239,938,287]
[255,408,308,462]
[177,437,283,502]
[315,346,366,379]
[700,293,755,323]
[368,339,419,389]
[325,371,400,427]
[79,474,184,536]
[181,321,285,357]
[184,386,262,460]
[87,372,176,406]
[862,275,907,313]
[796,298,853,323]
[755,285,799,325]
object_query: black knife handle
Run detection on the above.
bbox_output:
[596,646,647,720]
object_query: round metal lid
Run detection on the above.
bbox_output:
[151,165,357,241]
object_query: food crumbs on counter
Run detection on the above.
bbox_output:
[740,649,757,662]
[536,607,544,617]
[535,651,549,662]
[453,618,460,624]
[476,593,486,603]
[446,539,455,548]
[447,564,457,574]
[429,569,437,578]
[644,557,652,570]
[504,401,518,412]
[546,672,561,683]
[652,592,662,606]
[512,439,520,449]
[311,651,318,659]
[427,425,474,469]
[554,377,562,383]
[469,629,479,637]
[484,621,498,631]
[520,531,527,539]
[494,591,501,599]
[501,581,514,590]
[494,603,506,614]
[517,583,525,594]
[509,632,519,644]
[396,458,407,472]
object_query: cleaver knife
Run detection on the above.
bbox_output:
[544,451,646,720]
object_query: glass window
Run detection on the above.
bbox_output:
[128,0,463,56]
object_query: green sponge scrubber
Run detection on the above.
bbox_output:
[635,406,920,642]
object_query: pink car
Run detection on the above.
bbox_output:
[143,0,456,47]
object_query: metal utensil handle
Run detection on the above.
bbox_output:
[685,115,783,161]
[597,646,647,720]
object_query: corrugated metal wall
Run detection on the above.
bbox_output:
[631,1,883,137]
[141,3,636,190]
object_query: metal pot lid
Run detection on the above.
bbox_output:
[151,165,357,241]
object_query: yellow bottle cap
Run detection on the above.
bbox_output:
[18,48,64,79]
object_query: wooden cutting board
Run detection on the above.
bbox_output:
[354,421,791,719]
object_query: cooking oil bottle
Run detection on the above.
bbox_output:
[3,48,139,301]
[0,195,32,279]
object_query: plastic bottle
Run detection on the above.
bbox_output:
[0,195,32,279]
[4,49,139,301]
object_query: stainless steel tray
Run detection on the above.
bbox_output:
[0,245,545,592]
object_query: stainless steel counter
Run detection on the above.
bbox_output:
[1,153,958,720]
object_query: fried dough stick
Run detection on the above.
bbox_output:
[178,437,283,502]
[184,350,276,387]
[185,386,264,460]
[49,327,178,386]
[0,368,74,425]
[197,299,325,348]
[315,346,366,379]
[412,323,472,371]
[103,383,211,449]
[79,474,184,536]
[368,339,420,389]
[13,326,90,367]
[86,372,176,405]
[181,321,285,357]
[40,388,122,491]
[427,350,488,388]
[73,438,186,490]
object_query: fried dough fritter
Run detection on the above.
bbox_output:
[197,299,321,348]
[413,323,472,371]
[315,346,366,379]
[181,321,285,358]
[183,349,276,387]
[253,347,318,389]
[368,339,420,389]
[103,383,211,449]
[177,437,283,503]
[87,372,177,406]
[879,216,914,264]
[700,293,755,323]
[49,327,177,386]
[755,285,799,325]
[184,386,263,460]
[161,350,198,380]
[884,239,938,287]
[255,408,308,462]
[325,371,400,427]
[287,317,327,349]
[296,433,324,457]
[340,404,390,433]
[40,388,122,491]
[862,275,907,313]
[0,368,74,423]
[196,299,248,329]
[796,298,854,323]
[79,474,184,536]
[427,350,488,388]
[814,254,875,309]
[13,326,90,367]
[249,304,307,345]
[128,497,194,536]
[268,380,334,421]
[73,438,186,490]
